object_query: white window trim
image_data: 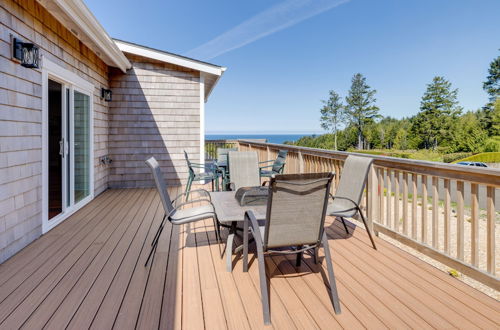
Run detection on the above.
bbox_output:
[41,56,95,233]
[199,74,205,167]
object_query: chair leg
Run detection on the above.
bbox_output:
[185,176,193,200]
[243,219,249,272]
[256,242,271,324]
[321,232,341,314]
[340,217,349,234]
[358,209,377,250]
[295,245,303,267]
[313,247,319,264]
[145,220,166,267]
[151,214,167,246]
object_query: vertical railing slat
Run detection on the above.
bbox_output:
[432,176,439,249]
[379,168,385,226]
[457,181,465,261]
[443,179,451,254]
[486,186,496,275]
[411,173,418,239]
[402,172,409,236]
[421,175,428,244]
[470,183,479,267]
[386,169,392,229]
[394,170,400,232]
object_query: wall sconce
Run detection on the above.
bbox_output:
[101,88,112,102]
[12,37,40,68]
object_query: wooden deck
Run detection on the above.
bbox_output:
[0,188,498,329]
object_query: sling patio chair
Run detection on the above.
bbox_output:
[259,149,288,180]
[145,157,220,266]
[242,172,341,325]
[327,155,377,249]
[184,151,220,200]
[216,147,237,189]
[227,151,261,190]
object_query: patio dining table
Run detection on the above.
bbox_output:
[209,191,267,271]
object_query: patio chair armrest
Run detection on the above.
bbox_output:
[173,198,212,210]
[172,189,211,205]
[329,194,360,208]
[259,164,275,169]
[259,160,274,164]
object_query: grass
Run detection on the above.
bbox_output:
[453,152,500,163]
[351,149,444,162]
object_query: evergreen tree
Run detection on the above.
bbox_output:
[483,52,500,103]
[345,73,380,149]
[411,76,462,149]
[320,90,346,150]
[450,112,488,152]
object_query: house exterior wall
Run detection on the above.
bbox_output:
[0,0,111,262]
[108,54,201,188]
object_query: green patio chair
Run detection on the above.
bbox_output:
[242,172,341,324]
[259,150,288,179]
[184,151,220,200]
[217,147,237,189]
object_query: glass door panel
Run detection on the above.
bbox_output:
[73,90,90,203]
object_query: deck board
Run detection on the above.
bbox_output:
[0,188,498,329]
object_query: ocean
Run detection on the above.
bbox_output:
[206,134,313,144]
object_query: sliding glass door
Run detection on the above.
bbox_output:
[73,91,91,203]
[47,79,92,223]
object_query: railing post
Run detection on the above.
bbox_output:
[367,166,378,235]
[298,151,304,173]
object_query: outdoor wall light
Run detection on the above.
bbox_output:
[12,37,40,68]
[101,88,112,102]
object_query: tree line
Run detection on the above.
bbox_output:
[298,52,500,154]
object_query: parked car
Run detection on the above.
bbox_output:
[456,161,488,167]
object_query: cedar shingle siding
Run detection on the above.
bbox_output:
[0,1,202,262]
[108,54,201,188]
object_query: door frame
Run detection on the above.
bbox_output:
[41,57,95,233]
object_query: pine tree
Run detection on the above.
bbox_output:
[320,90,346,150]
[483,52,500,103]
[411,76,462,149]
[345,73,380,149]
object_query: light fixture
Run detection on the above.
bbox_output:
[101,88,112,102]
[12,37,40,68]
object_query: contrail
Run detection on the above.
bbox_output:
[185,0,350,60]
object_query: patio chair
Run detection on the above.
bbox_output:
[259,150,288,179]
[184,151,220,200]
[145,157,220,266]
[217,147,237,189]
[328,155,377,249]
[227,151,261,190]
[243,172,341,324]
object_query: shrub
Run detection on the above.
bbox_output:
[483,137,500,152]
[443,152,474,163]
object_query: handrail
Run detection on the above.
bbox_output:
[206,139,500,290]
[236,140,500,187]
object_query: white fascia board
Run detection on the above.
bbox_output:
[114,40,225,76]
[43,0,131,72]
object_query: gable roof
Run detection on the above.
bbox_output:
[113,39,226,101]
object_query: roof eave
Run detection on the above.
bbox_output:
[113,39,224,76]
[38,0,131,72]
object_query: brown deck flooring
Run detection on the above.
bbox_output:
[0,188,498,329]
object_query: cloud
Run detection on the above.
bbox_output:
[185,0,350,60]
